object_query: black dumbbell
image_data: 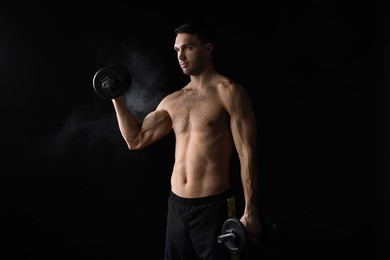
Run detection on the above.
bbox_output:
[218,216,280,254]
[218,218,247,253]
[92,64,132,99]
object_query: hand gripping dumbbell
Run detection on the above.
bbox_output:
[92,64,132,99]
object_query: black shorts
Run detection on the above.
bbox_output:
[164,189,241,260]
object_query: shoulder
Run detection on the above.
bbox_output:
[214,76,253,113]
[215,76,249,100]
[156,89,183,110]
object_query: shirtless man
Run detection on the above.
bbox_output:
[111,20,261,259]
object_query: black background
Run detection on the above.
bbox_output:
[1,2,390,259]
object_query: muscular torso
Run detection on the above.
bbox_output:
[165,85,234,198]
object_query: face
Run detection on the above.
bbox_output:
[174,33,211,76]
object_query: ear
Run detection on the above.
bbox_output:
[206,42,213,55]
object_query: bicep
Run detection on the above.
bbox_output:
[138,109,172,148]
[227,87,257,157]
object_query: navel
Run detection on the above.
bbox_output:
[207,120,214,127]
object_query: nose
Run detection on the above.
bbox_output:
[177,50,186,60]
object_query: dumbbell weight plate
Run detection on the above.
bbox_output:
[93,64,132,99]
[218,218,247,253]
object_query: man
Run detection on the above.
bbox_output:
[111,20,261,259]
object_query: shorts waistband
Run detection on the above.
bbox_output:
[169,188,234,206]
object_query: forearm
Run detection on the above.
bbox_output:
[241,156,258,216]
[112,97,141,147]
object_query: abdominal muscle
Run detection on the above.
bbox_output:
[170,131,233,198]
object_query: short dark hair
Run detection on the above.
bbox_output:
[174,20,215,44]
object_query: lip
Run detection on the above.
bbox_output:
[180,62,188,68]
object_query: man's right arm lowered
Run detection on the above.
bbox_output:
[112,96,173,150]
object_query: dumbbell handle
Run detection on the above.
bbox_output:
[217,230,236,243]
